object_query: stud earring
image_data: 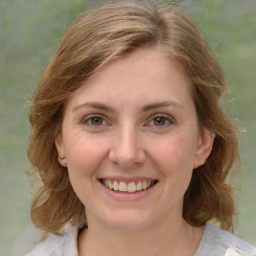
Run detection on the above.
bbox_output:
[60,155,65,160]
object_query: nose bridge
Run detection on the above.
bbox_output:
[109,123,145,168]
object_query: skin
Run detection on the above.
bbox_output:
[55,48,215,256]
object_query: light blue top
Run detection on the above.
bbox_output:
[22,223,256,256]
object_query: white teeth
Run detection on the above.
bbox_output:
[108,180,113,190]
[127,182,136,193]
[102,179,155,193]
[119,181,128,192]
[113,180,119,191]
[142,181,148,190]
[136,181,143,191]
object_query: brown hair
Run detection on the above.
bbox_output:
[27,0,239,238]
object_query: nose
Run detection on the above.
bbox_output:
[108,125,146,169]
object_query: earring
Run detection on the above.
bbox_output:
[60,155,65,160]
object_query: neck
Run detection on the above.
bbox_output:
[78,215,204,256]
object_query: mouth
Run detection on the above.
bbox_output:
[99,179,158,193]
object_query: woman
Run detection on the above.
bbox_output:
[24,1,256,255]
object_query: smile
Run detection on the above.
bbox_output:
[100,179,157,193]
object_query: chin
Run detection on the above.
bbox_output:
[100,210,154,232]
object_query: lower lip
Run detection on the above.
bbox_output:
[98,181,157,201]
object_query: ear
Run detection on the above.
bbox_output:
[193,128,215,169]
[55,133,67,167]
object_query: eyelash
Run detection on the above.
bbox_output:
[146,114,175,128]
[82,114,108,127]
[81,113,175,128]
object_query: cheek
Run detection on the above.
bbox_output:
[64,139,105,205]
[148,134,198,196]
[64,137,106,177]
[150,135,197,169]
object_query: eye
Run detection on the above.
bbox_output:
[153,117,167,126]
[82,115,107,127]
[90,116,104,126]
[147,114,174,127]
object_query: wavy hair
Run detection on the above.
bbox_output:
[27,0,239,238]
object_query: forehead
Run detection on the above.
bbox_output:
[66,48,194,111]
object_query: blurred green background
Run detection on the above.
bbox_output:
[0,0,255,255]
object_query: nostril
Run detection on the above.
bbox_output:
[108,148,146,169]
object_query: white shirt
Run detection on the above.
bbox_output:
[22,223,256,256]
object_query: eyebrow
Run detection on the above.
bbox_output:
[73,102,115,112]
[142,101,184,112]
[73,101,184,112]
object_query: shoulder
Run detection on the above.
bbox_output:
[22,228,78,256]
[195,223,256,256]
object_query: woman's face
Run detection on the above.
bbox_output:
[55,48,214,231]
